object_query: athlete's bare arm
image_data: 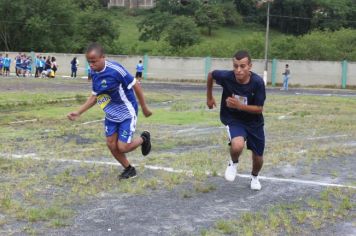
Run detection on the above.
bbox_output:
[133,83,152,117]
[206,72,217,109]
[67,94,97,121]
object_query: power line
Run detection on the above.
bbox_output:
[243,14,356,23]
[269,14,356,23]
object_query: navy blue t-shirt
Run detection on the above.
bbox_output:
[212,70,266,127]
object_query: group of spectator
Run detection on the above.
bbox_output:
[14,53,33,77]
[34,55,58,78]
[0,53,58,78]
[1,54,142,82]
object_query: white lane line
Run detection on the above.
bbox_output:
[306,134,347,140]
[75,119,104,126]
[1,153,355,189]
[278,111,294,120]
[295,92,356,97]
[9,119,38,124]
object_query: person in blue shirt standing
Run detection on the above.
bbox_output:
[135,60,144,82]
[35,55,41,77]
[3,54,11,77]
[67,43,152,180]
[206,50,266,191]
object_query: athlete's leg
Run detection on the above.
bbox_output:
[251,152,263,176]
[106,133,130,168]
[245,125,265,190]
[225,125,247,182]
[117,137,143,154]
[227,125,247,162]
[230,136,245,162]
[115,117,150,155]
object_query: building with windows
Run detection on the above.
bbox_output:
[108,0,155,8]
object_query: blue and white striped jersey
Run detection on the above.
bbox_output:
[91,60,138,123]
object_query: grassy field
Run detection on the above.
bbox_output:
[0,78,355,235]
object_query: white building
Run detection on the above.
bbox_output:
[108,0,155,8]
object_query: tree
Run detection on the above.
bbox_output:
[268,0,316,35]
[234,0,259,19]
[0,0,77,52]
[195,4,224,36]
[312,0,356,31]
[137,12,173,41]
[155,0,202,15]
[166,16,200,49]
[76,9,120,53]
[221,2,243,26]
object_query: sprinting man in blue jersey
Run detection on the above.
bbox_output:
[67,43,152,180]
[207,50,266,191]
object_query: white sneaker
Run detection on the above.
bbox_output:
[224,160,238,182]
[250,175,261,190]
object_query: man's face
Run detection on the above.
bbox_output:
[233,57,252,81]
[86,50,105,72]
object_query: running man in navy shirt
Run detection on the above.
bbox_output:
[206,50,266,190]
[67,43,152,180]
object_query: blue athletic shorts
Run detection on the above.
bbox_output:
[226,123,265,156]
[104,117,137,143]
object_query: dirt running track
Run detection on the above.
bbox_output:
[1,77,355,235]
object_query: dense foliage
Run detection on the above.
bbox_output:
[0,0,355,60]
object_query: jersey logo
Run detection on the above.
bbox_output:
[233,94,248,105]
[97,94,111,109]
[121,130,128,139]
[101,79,108,88]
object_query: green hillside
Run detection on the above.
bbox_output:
[110,9,356,60]
[113,10,283,58]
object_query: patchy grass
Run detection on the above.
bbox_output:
[207,188,355,235]
[0,80,355,234]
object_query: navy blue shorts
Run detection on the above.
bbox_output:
[226,123,265,156]
[104,117,137,143]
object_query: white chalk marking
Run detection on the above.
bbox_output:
[306,134,347,140]
[75,119,104,126]
[1,153,355,189]
[9,119,38,124]
[295,92,356,97]
[278,111,294,120]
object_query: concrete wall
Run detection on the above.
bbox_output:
[275,60,343,86]
[147,56,205,80]
[348,62,356,86]
[1,51,354,87]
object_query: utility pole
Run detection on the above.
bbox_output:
[262,0,273,86]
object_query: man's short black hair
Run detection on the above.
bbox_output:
[233,50,251,63]
[86,42,105,56]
